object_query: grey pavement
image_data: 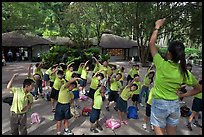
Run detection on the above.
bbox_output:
[2,61,202,135]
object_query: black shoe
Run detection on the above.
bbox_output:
[106,106,110,111]
[90,127,99,133]
[96,124,103,131]
[186,123,192,131]
[34,96,38,100]
[114,106,118,111]
[193,121,202,128]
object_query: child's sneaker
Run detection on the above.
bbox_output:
[114,106,118,111]
[64,129,74,135]
[139,103,144,107]
[122,120,128,125]
[142,123,147,130]
[105,106,110,111]
[90,127,99,133]
[96,124,103,131]
[150,124,154,131]
[186,122,192,131]
[193,121,202,128]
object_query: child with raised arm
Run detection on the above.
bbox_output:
[7,73,35,135]
[80,60,90,94]
[65,62,75,82]
[89,85,106,133]
[116,82,138,125]
[105,73,123,111]
[126,64,140,86]
[55,78,80,135]
[50,69,66,112]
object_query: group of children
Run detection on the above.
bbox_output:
[6,56,202,135]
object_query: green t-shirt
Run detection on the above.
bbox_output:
[10,87,33,114]
[72,81,79,91]
[144,74,151,87]
[93,65,99,73]
[90,76,99,90]
[93,89,103,109]
[194,92,202,99]
[120,86,134,101]
[34,68,43,79]
[116,69,124,81]
[45,67,52,75]
[65,70,73,81]
[53,77,66,90]
[58,85,74,104]
[77,66,83,75]
[110,78,123,91]
[49,72,56,82]
[147,88,153,105]
[152,53,198,100]
[81,67,88,80]
[128,68,139,78]
[133,81,142,94]
[99,64,110,76]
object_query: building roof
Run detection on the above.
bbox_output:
[2,31,53,47]
[99,34,137,49]
[45,36,75,47]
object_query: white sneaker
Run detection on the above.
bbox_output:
[140,103,144,107]
[64,130,74,135]
[150,124,154,131]
[142,123,147,130]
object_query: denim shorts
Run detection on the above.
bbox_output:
[55,102,71,121]
[90,107,101,123]
[150,99,180,128]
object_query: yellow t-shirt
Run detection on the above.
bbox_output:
[77,66,83,75]
[93,89,103,109]
[147,88,153,105]
[194,92,202,99]
[128,68,139,78]
[10,87,33,114]
[152,53,198,100]
[133,81,142,94]
[65,70,73,81]
[34,68,43,79]
[53,77,66,90]
[110,78,123,91]
[90,76,99,90]
[58,85,74,104]
[120,86,134,101]
[81,68,88,80]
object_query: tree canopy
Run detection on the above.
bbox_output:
[2,2,202,65]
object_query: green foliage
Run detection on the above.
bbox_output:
[158,47,202,59]
[100,53,111,62]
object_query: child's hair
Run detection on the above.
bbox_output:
[133,64,139,68]
[51,65,57,69]
[23,79,35,88]
[57,70,64,75]
[134,74,139,78]
[36,63,40,67]
[121,66,125,72]
[117,73,122,78]
[186,63,192,72]
[96,73,104,80]
[71,73,78,78]
[168,41,188,79]
[69,81,77,88]
[132,83,138,90]
[199,79,202,85]
[60,63,67,70]
[148,71,155,84]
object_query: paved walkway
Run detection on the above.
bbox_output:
[2,62,202,135]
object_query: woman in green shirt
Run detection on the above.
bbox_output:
[149,18,202,135]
